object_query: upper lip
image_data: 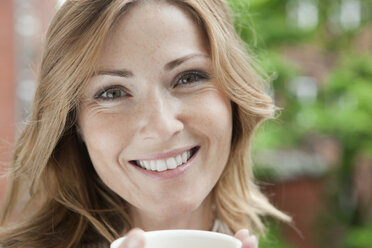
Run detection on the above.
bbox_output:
[130,145,198,161]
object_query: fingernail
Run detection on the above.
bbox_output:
[126,237,139,248]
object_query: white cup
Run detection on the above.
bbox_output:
[110,230,242,248]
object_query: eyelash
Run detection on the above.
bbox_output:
[94,70,210,101]
[94,85,130,101]
[174,70,209,88]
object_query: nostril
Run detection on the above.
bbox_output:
[140,113,184,140]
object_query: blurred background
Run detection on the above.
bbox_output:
[0,0,371,247]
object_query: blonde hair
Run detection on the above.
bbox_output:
[0,0,290,247]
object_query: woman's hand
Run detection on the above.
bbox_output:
[235,229,258,248]
[118,228,145,248]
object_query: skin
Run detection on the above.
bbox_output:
[78,1,258,247]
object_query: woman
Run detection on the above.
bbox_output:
[0,0,290,247]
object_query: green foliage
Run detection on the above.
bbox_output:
[259,222,294,248]
[311,54,372,150]
[345,225,372,248]
[230,2,307,48]
[228,0,372,246]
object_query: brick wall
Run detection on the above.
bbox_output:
[0,0,15,202]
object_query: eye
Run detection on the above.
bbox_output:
[175,71,209,87]
[95,86,129,100]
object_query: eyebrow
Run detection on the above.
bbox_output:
[96,69,133,78]
[164,53,209,71]
[95,53,209,78]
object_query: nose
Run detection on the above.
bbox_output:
[139,90,184,141]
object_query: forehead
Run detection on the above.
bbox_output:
[111,0,199,34]
[97,1,208,66]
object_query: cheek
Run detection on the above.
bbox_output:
[78,111,142,199]
[78,111,135,170]
[188,90,232,142]
[185,90,232,194]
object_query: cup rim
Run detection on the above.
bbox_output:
[111,229,241,248]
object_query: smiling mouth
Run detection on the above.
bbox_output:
[129,146,200,172]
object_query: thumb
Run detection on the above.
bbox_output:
[235,229,258,248]
[118,228,145,248]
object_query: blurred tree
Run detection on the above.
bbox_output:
[227,0,372,247]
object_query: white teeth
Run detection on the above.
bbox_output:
[181,151,188,163]
[143,160,150,170]
[135,148,195,172]
[166,157,177,169]
[150,160,157,170]
[156,160,167,172]
[176,154,182,165]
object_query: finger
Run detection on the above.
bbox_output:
[234,229,258,248]
[241,235,258,248]
[235,229,250,241]
[119,228,145,248]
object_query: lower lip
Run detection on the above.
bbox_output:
[130,147,199,180]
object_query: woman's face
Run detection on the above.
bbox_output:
[78,1,232,222]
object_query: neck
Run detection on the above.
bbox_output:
[128,194,214,232]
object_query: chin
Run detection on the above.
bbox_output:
[151,194,208,218]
